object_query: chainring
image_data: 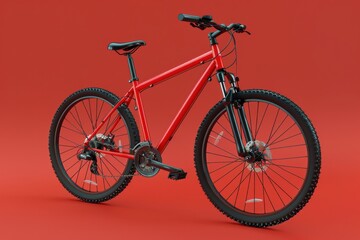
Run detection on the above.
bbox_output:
[133,143,162,177]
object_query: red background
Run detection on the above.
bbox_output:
[1,0,359,239]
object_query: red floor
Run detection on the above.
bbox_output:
[0,135,357,239]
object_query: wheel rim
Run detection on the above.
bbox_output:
[202,99,309,215]
[54,96,133,194]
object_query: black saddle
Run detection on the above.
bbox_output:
[108,40,146,53]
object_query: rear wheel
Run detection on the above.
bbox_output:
[194,89,321,227]
[49,88,140,202]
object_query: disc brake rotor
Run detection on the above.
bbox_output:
[245,140,272,172]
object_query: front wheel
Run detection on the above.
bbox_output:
[194,89,321,227]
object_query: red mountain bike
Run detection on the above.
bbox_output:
[49,14,321,227]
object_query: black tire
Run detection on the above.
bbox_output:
[49,88,140,203]
[194,89,321,227]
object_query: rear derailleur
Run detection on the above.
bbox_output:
[77,134,116,175]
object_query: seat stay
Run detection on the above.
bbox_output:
[84,88,134,146]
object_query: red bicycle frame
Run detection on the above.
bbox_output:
[85,44,225,159]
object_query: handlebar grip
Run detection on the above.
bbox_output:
[178,14,201,23]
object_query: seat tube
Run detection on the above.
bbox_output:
[125,53,151,141]
[132,77,151,141]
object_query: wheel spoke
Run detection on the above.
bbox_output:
[214,162,243,183]
[270,143,306,150]
[266,108,280,144]
[266,165,300,190]
[102,155,123,176]
[210,160,239,174]
[206,151,242,160]
[226,162,246,201]
[262,166,294,200]
[267,123,296,147]
[73,106,89,140]
[98,159,112,188]
[271,156,307,161]
[109,154,127,167]
[269,163,307,169]
[262,170,266,213]
[63,151,80,164]
[218,162,246,193]
[82,161,90,189]
[104,114,121,134]
[267,132,303,147]
[60,136,80,146]
[255,102,259,139]
[112,124,126,134]
[99,157,119,181]
[210,130,235,144]
[246,102,254,137]
[61,125,85,136]
[64,118,86,136]
[208,142,239,159]
[88,99,95,131]
[244,164,253,210]
[217,114,235,139]
[260,166,286,207]
[65,158,81,172]
[253,163,256,213]
[95,100,105,128]
[266,114,289,145]
[253,167,276,212]
[255,103,269,139]
[60,143,82,154]
[72,159,86,183]
[268,163,305,180]
[81,99,95,131]
[234,170,252,206]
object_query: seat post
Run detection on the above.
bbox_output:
[126,53,138,82]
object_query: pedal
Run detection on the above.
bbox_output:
[168,171,187,180]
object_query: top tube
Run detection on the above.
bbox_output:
[136,51,213,92]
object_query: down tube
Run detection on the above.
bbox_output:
[157,61,216,153]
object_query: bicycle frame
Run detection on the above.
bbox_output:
[85,44,226,159]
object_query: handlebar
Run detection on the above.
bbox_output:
[178,13,249,36]
[178,14,202,23]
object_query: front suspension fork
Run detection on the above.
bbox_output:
[217,71,253,157]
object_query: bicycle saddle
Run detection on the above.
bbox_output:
[108,40,146,52]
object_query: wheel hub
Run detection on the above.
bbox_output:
[87,133,115,151]
[245,140,272,172]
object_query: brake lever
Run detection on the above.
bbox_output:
[232,24,251,35]
[190,22,206,30]
[234,27,251,35]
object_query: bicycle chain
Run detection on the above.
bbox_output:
[87,140,140,178]
[97,173,140,178]
[95,165,140,178]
